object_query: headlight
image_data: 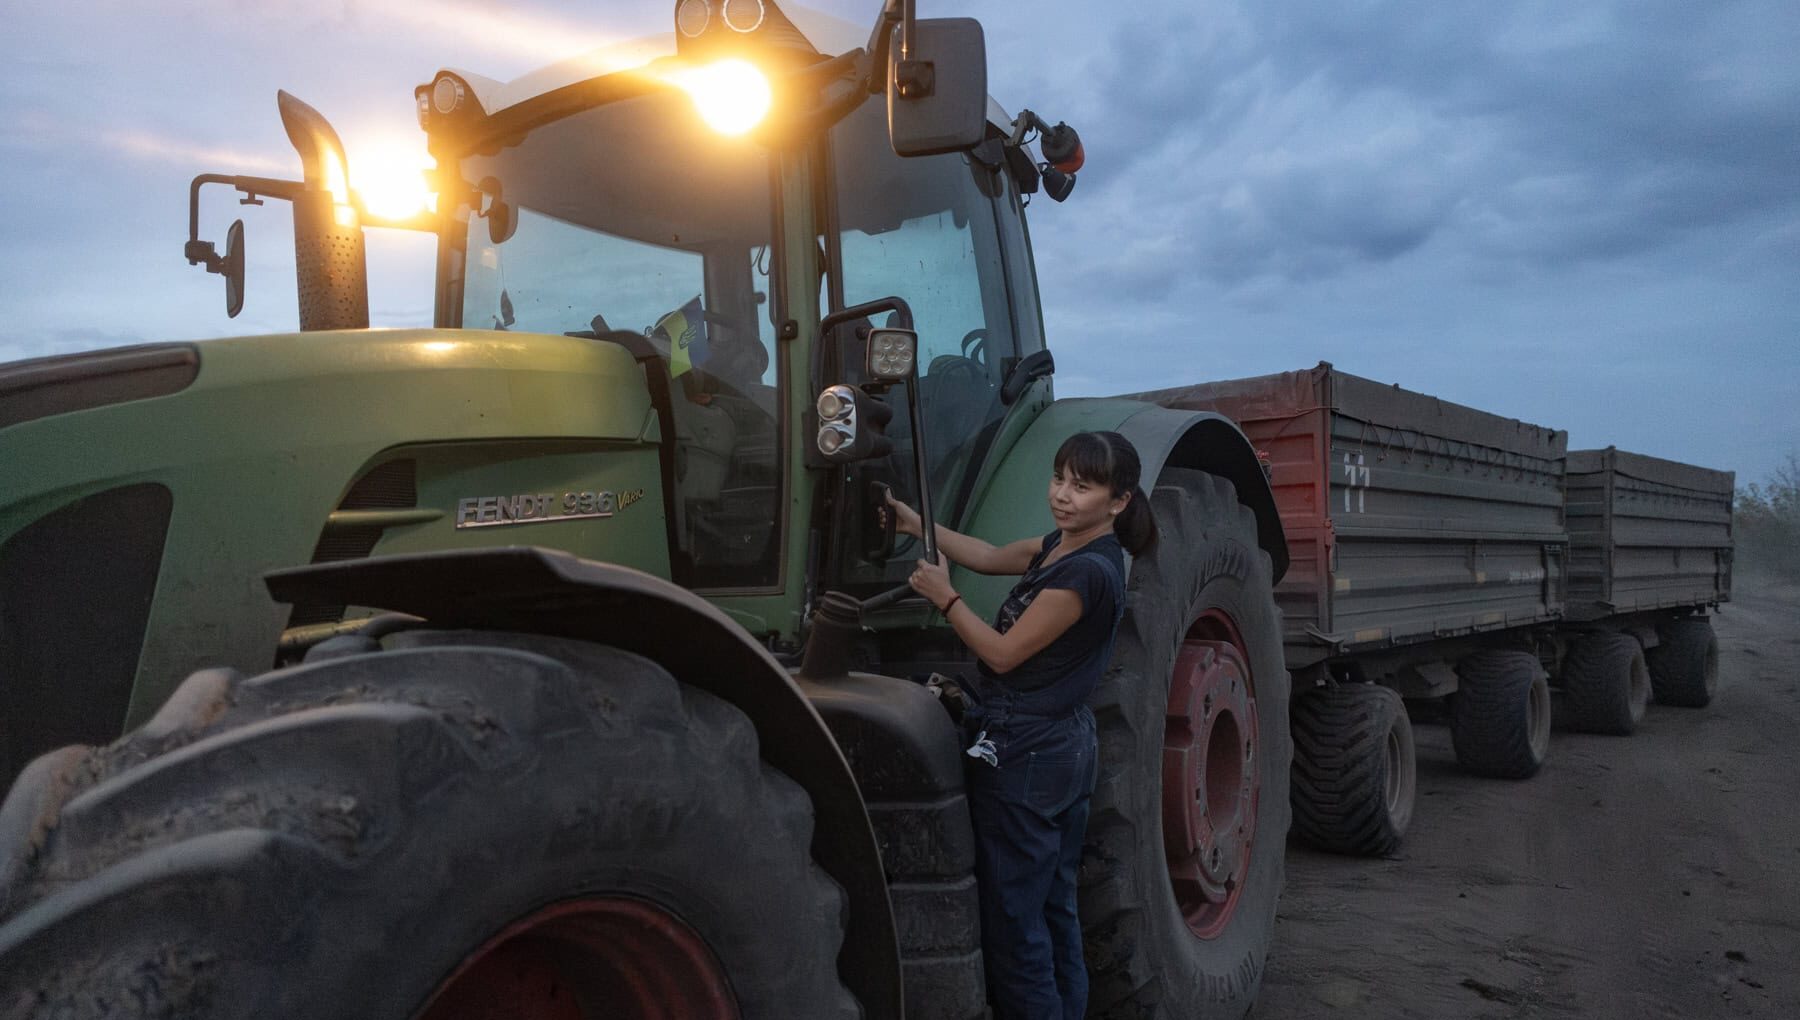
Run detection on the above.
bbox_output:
[818,422,854,456]
[817,387,852,421]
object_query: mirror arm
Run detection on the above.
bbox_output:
[186,173,304,272]
[817,296,937,565]
[863,0,921,93]
[1006,109,1050,148]
[820,295,915,335]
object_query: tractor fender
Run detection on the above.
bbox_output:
[263,546,902,1020]
[954,398,1289,615]
[1115,403,1289,581]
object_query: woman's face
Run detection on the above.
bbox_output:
[1048,466,1128,534]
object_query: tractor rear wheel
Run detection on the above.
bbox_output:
[0,637,857,1020]
[1289,682,1415,856]
[1646,617,1719,708]
[1560,631,1651,735]
[1083,469,1291,1018]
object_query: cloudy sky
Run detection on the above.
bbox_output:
[4,1,1796,484]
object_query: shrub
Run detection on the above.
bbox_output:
[1736,452,1800,579]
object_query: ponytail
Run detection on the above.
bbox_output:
[1052,430,1159,556]
[1115,483,1158,556]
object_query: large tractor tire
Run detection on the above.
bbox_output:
[0,636,858,1020]
[1289,683,1415,857]
[1646,617,1719,708]
[1450,650,1551,779]
[1084,469,1291,1018]
[1560,631,1651,735]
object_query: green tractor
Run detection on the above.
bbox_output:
[0,3,1291,1017]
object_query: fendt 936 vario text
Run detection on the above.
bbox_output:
[0,3,1293,1017]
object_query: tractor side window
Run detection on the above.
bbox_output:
[831,101,1019,545]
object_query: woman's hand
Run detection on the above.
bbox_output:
[884,490,923,538]
[909,557,956,611]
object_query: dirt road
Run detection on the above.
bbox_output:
[1254,572,1800,1018]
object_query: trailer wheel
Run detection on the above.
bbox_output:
[1560,632,1651,734]
[1646,617,1719,708]
[0,638,858,1020]
[1289,683,1415,856]
[1084,469,1291,1018]
[1450,650,1551,779]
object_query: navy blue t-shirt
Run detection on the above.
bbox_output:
[977,530,1126,717]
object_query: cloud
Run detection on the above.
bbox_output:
[1031,0,1800,300]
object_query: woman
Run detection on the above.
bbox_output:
[888,430,1157,1020]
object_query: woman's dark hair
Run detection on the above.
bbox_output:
[1052,430,1158,556]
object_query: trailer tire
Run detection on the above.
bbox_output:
[1289,683,1415,856]
[1560,632,1651,734]
[1646,618,1718,708]
[1450,650,1551,779]
[0,638,857,1020]
[1084,469,1291,1019]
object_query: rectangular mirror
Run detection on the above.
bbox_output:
[887,18,988,157]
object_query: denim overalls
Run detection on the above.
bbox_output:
[963,533,1124,1020]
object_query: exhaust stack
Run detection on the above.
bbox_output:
[278,91,369,331]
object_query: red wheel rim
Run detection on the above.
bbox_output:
[1161,609,1260,940]
[416,897,740,1020]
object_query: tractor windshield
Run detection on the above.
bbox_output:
[452,89,778,376]
[449,87,785,589]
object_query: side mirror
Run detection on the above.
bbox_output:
[887,18,988,157]
[477,177,517,245]
[222,220,246,318]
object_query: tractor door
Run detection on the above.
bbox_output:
[825,100,1047,594]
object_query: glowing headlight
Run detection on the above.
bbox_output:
[678,59,772,136]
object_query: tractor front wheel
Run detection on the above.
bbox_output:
[0,637,857,1020]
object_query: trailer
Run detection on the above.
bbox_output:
[1132,363,1732,856]
[1564,446,1732,710]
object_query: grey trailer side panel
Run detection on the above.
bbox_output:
[1131,363,1568,670]
[1565,447,1734,621]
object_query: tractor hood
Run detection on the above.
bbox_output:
[0,328,669,757]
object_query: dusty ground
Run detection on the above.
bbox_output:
[1254,572,1800,1019]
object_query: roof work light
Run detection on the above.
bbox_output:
[668,0,825,135]
[676,59,773,135]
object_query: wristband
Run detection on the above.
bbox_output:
[941,594,963,616]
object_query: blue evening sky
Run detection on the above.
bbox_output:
[3,1,1795,484]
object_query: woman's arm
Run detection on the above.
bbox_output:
[885,493,1042,575]
[908,559,1083,674]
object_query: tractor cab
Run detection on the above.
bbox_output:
[186,0,1084,634]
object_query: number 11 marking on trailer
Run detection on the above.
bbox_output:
[1343,452,1369,513]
